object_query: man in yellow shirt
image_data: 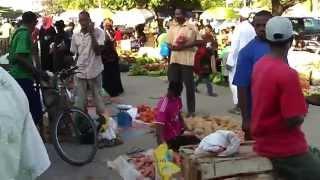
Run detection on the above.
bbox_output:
[167,8,205,117]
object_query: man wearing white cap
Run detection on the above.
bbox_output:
[251,16,320,179]
[226,8,256,114]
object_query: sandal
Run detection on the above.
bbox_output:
[98,138,123,149]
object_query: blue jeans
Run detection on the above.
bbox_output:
[16,79,43,125]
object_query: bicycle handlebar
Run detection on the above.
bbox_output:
[58,66,79,80]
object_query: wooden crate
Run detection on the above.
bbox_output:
[179,143,274,180]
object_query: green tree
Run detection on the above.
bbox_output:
[0,6,23,19]
[271,0,307,15]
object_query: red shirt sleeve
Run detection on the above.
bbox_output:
[279,69,307,119]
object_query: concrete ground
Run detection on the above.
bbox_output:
[38,73,320,180]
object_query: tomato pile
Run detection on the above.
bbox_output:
[137,105,156,123]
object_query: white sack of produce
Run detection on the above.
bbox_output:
[195,130,240,157]
[311,71,320,85]
[288,50,320,68]
[138,47,162,60]
[108,156,141,180]
[99,117,118,140]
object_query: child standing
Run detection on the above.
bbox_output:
[194,25,218,97]
[155,81,200,152]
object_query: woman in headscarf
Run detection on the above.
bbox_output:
[39,16,56,72]
[101,19,124,100]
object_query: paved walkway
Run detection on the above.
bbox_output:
[38,74,320,180]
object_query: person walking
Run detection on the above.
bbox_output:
[194,25,218,97]
[226,8,256,115]
[101,19,124,100]
[39,16,56,72]
[251,16,320,180]
[167,8,204,117]
[232,10,272,140]
[70,11,106,117]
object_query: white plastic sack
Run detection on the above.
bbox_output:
[99,117,118,140]
[0,53,9,64]
[107,156,142,180]
[127,107,138,121]
[195,130,241,157]
[0,67,50,180]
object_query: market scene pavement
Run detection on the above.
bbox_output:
[39,73,320,180]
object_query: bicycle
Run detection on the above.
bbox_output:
[40,66,98,166]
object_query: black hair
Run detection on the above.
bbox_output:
[175,7,186,16]
[254,10,272,18]
[22,11,37,24]
[205,24,213,30]
[168,81,183,97]
[267,36,294,47]
[79,10,90,18]
[54,20,65,28]
[68,22,75,27]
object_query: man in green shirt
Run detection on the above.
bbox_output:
[8,11,47,125]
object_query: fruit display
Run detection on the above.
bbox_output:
[129,154,155,178]
[128,64,148,76]
[296,60,320,97]
[118,50,138,64]
[136,105,156,123]
[184,116,243,140]
[129,63,168,76]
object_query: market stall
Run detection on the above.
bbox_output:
[107,102,276,180]
[108,107,276,179]
[289,50,320,105]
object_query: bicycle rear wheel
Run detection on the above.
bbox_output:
[52,107,98,166]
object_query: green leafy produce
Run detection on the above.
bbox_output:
[128,64,148,76]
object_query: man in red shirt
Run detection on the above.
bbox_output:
[251,16,320,179]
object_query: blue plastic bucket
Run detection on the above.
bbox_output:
[117,111,132,128]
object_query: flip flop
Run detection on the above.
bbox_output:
[126,147,145,155]
[98,138,123,149]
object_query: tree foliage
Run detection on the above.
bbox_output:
[0,6,23,19]
[271,0,307,15]
[42,0,308,16]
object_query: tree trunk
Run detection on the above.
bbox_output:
[271,0,284,15]
[312,0,319,14]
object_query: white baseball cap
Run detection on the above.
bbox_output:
[266,16,293,42]
[239,7,252,18]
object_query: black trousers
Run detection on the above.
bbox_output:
[167,63,195,113]
[271,151,320,180]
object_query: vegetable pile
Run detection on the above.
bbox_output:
[297,61,320,97]
[137,105,156,123]
[184,116,244,141]
[129,154,155,178]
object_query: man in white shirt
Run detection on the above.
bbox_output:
[226,8,256,114]
[70,11,106,116]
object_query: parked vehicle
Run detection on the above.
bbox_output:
[289,17,320,40]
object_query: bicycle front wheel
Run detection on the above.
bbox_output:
[52,107,98,166]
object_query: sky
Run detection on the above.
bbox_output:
[0,0,43,11]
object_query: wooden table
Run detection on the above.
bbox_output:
[179,143,274,180]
